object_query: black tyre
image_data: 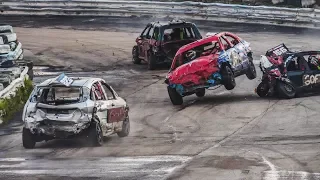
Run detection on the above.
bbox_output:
[132,45,141,64]
[256,82,269,97]
[195,88,205,97]
[27,69,34,81]
[246,58,257,80]
[22,128,36,149]
[88,121,103,147]
[147,51,157,70]
[117,116,130,137]
[221,65,236,90]
[276,81,296,99]
[167,86,183,105]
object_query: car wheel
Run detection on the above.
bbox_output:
[147,51,157,70]
[276,81,296,99]
[88,121,103,147]
[132,45,141,64]
[167,86,183,105]
[256,82,269,97]
[22,128,36,149]
[246,58,257,80]
[117,116,130,137]
[221,65,236,90]
[195,88,205,97]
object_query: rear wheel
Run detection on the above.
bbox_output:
[147,51,157,70]
[132,45,141,64]
[88,121,103,147]
[117,116,130,137]
[256,82,269,97]
[22,128,36,149]
[195,88,205,97]
[246,58,257,80]
[221,65,236,90]
[276,81,296,99]
[167,86,183,105]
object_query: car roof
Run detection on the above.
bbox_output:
[149,19,194,27]
[175,32,239,55]
[37,77,104,88]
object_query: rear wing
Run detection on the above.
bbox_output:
[266,43,290,57]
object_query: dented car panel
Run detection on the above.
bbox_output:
[22,76,129,141]
[165,32,256,104]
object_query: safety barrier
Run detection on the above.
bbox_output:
[0,66,29,98]
[0,0,319,28]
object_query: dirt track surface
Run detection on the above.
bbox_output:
[1,16,320,180]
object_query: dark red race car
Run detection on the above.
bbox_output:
[165,32,256,105]
[132,20,202,70]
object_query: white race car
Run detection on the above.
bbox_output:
[22,74,130,148]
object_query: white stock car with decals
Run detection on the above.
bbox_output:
[22,75,130,149]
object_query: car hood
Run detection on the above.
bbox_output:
[168,54,219,85]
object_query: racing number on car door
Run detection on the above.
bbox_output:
[100,82,125,123]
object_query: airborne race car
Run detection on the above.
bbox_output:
[132,20,202,70]
[165,32,257,105]
[256,44,320,98]
[22,74,130,148]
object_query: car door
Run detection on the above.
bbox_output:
[220,36,242,73]
[139,25,152,60]
[91,82,110,130]
[286,55,307,88]
[301,53,320,88]
[100,81,126,123]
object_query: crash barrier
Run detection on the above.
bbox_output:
[1,0,320,29]
[0,66,33,124]
[0,66,29,98]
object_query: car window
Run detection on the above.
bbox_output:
[224,35,239,46]
[287,56,308,71]
[101,82,116,100]
[141,25,151,37]
[185,27,195,39]
[92,82,106,100]
[147,26,154,39]
[152,27,160,40]
[220,37,231,50]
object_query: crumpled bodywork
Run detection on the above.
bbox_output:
[25,102,92,138]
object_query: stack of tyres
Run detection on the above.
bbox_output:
[0,25,33,90]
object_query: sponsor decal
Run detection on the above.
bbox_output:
[303,74,320,86]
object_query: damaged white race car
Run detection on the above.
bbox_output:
[22,74,130,149]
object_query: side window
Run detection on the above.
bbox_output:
[147,26,154,39]
[185,27,195,39]
[224,35,239,46]
[287,57,300,71]
[91,82,105,100]
[220,37,230,50]
[141,25,151,37]
[101,83,116,100]
[152,27,159,40]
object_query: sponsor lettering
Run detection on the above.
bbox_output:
[303,74,320,86]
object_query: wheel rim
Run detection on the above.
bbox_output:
[96,124,102,144]
[284,84,293,93]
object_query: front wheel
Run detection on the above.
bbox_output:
[117,116,130,137]
[276,81,296,99]
[88,121,103,147]
[256,82,269,97]
[246,58,257,80]
[22,128,36,149]
[221,65,236,90]
[195,88,205,97]
[167,86,183,105]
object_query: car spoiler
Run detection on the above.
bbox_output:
[266,43,290,57]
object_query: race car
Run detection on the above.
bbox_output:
[132,19,202,70]
[256,43,320,98]
[22,74,130,148]
[165,32,256,105]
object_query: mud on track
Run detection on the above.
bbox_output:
[0,16,320,179]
